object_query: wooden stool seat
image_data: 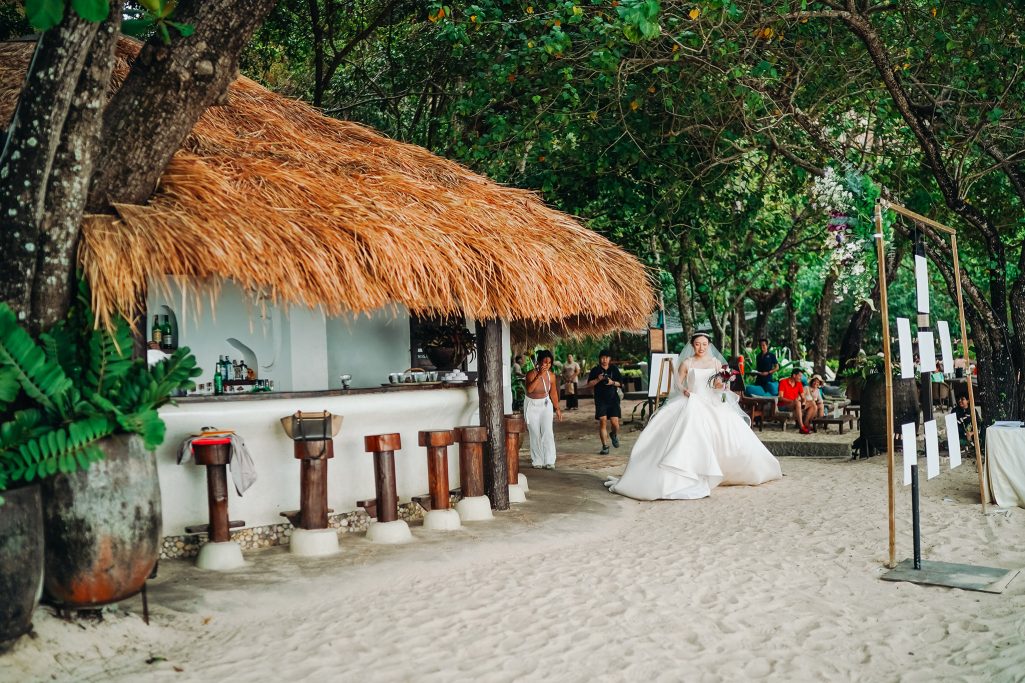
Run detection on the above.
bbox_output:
[189,437,238,543]
[454,425,488,499]
[418,430,455,448]
[418,429,455,512]
[363,434,401,523]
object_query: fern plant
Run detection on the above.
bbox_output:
[0,282,201,501]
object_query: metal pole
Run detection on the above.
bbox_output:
[875,203,897,569]
[916,236,933,425]
[911,464,922,570]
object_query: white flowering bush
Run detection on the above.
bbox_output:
[809,166,873,302]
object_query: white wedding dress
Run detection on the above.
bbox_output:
[606,366,782,500]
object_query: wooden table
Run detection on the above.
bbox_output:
[739,396,776,431]
[812,413,858,434]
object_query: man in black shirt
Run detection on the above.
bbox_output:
[754,338,779,393]
[586,349,625,454]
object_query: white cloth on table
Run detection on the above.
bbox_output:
[177,433,257,496]
[986,425,1025,508]
[606,367,782,501]
[523,395,556,467]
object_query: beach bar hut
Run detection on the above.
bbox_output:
[1,40,652,556]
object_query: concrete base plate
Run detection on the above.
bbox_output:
[423,508,462,531]
[456,495,494,521]
[518,473,529,492]
[881,558,1020,593]
[508,484,527,503]
[366,519,412,544]
[289,528,340,557]
[195,541,246,571]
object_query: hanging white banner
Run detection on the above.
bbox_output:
[924,419,940,479]
[902,422,917,486]
[897,318,915,379]
[915,254,930,314]
[945,412,962,470]
[937,321,954,375]
[918,330,936,375]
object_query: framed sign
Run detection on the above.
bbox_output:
[647,327,666,353]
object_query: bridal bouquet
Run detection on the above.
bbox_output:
[707,364,741,402]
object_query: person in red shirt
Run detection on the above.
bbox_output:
[778,368,810,434]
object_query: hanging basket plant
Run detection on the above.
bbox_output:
[416,319,477,370]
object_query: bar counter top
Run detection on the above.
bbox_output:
[176,381,476,403]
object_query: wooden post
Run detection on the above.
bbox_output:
[951,235,987,511]
[454,426,488,499]
[874,203,897,569]
[364,434,401,524]
[475,318,508,509]
[419,430,454,511]
[295,440,333,530]
[193,441,232,543]
[504,414,526,486]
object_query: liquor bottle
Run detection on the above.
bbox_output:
[161,316,173,350]
[151,316,163,346]
[239,360,248,381]
[214,367,223,395]
[232,360,240,381]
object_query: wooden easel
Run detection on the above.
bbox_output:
[651,356,675,416]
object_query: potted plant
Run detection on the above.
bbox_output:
[842,353,918,455]
[0,282,199,644]
[416,318,477,371]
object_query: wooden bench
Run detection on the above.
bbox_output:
[739,396,777,431]
[811,413,858,434]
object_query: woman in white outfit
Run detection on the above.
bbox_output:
[606,333,782,500]
[524,349,563,469]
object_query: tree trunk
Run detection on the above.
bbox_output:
[809,269,838,375]
[475,318,508,510]
[0,15,99,315]
[749,288,782,344]
[87,0,280,211]
[30,6,123,334]
[671,254,693,339]
[783,261,800,359]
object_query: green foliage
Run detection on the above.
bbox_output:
[123,1,194,44]
[0,282,201,496]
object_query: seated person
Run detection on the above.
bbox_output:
[953,395,976,448]
[801,374,826,426]
[777,368,810,434]
[931,362,945,383]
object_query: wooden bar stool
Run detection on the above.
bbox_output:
[280,439,339,557]
[453,426,493,521]
[187,437,245,570]
[504,414,528,502]
[417,430,461,530]
[360,434,412,543]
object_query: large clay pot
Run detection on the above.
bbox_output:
[861,374,920,455]
[425,346,464,371]
[0,485,44,649]
[41,434,161,608]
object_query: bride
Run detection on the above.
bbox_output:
[606,333,782,500]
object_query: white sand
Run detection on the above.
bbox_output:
[5,410,1025,682]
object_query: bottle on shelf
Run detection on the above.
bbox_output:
[151,316,163,346]
[239,359,248,380]
[214,366,223,395]
[161,315,173,350]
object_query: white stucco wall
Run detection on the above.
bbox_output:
[325,309,411,389]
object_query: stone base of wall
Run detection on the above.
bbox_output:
[160,501,432,560]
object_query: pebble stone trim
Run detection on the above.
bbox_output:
[159,497,458,560]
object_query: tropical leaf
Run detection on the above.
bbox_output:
[25,0,64,31]
[70,0,109,22]
[0,365,19,405]
[116,409,165,451]
[12,416,113,486]
[0,304,73,415]
[85,315,134,395]
[143,347,201,407]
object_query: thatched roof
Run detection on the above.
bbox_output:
[1,39,653,334]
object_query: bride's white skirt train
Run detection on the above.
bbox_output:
[606,393,782,501]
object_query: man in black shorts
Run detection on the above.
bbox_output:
[586,349,625,454]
